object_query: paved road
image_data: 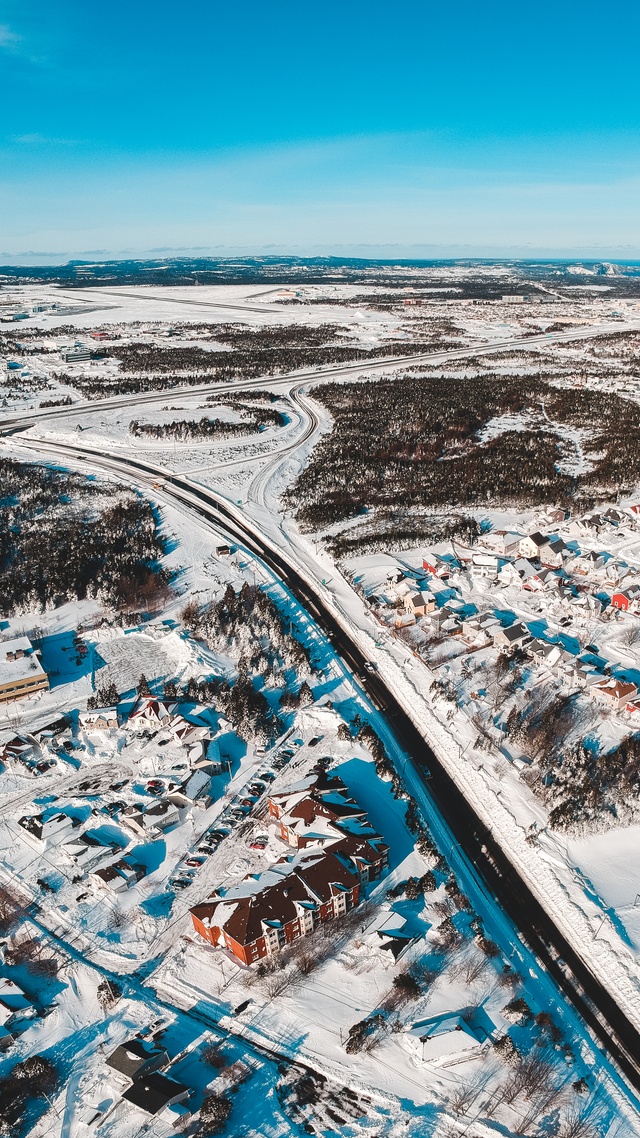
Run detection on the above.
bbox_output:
[8,432,640,1099]
[2,318,637,433]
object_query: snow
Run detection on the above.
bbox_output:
[5,279,640,1134]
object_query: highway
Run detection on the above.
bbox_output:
[7,430,640,1101]
[2,316,638,433]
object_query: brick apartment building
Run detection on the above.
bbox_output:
[190,770,389,964]
[190,846,361,965]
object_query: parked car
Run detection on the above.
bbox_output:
[249,839,268,850]
[169,877,192,890]
[184,856,206,868]
[258,769,276,781]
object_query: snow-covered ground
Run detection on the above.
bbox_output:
[5,281,640,1134]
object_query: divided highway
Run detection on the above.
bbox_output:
[7,432,640,1100]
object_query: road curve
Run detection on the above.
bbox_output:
[7,431,640,1101]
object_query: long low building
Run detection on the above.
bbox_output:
[0,637,49,703]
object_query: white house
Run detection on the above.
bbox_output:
[404,1014,486,1067]
[539,537,567,569]
[17,811,80,848]
[477,530,522,558]
[79,707,118,731]
[62,834,120,872]
[492,622,530,650]
[168,769,212,808]
[528,639,563,670]
[127,696,178,733]
[142,799,180,831]
[519,532,548,559]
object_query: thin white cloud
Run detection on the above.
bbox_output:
[13,133,81,145]
[0,23,20,49]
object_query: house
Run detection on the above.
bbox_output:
[107,1039,169,1083]
[0,637,49,704]
[191,846,362,965]
[611,585,640,612]
[0,974,35,1028]
[123,1073,189,1116]
[404,1014,486,1067]
[79,707,118,731]
[127,696,178,733]
[269,771,369,848]
[142,798,180,831]
[267,772,389,877]
[544,506,570,525]
[429,606,455,632]
[492,622,530,650]
[32,717,69,745]
[499,558,544,589]
[519,532,548,559]
[61,833,120,872]
[592,679,638,711]
[404,591,436,618]
[168,768,213,808]
[168,715,211,746]
[470,551,501,577]
[0,734,39,769]
[603,507,626,527]
[460,614,499,645]
[539,537,567,569]
[92,864,129,893]
[476,530,522,558]
[18,811,80,848]
[528,639,563,670]
[92,860,146,892]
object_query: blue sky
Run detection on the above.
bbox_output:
[1,0,640,260]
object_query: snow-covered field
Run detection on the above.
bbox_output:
[4,278,640,1135]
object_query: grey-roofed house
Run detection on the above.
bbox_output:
[107,1038,169,1082]
[492,622,530,650]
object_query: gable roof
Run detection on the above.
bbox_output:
[122,1072,188,1115]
